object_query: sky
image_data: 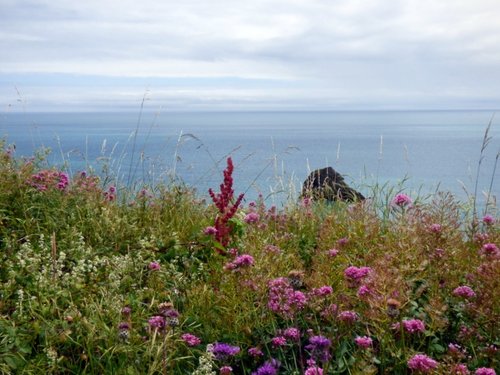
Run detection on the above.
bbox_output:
[1,0,500,111]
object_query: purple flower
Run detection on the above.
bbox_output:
[271,336,287,347]
[482,215,495,225]
[392,193,412,207]
[357,285,371,297]
[429,224,442,233]
[118,322,130,330]
[267,277,307,318]
[181,333,201,346]
[403,319,426,334]
[453,286,476,299]
[327,248,339,257]
[148,261,160,271]
[148,315,165,330]
[211,342,240,361]
[312,285,333,297]
[121,306,132,316]
[407,354,438,372]
[305,335,331,362]
[475,368,496,375]
[481,243,499,256]
[252,359,280,375]
[354,336,373,348]
[451,364,470,374]
[244,212,260,224]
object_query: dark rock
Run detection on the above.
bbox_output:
[302,167,365,202]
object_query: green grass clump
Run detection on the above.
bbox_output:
[0,143,498,375]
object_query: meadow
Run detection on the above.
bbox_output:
[0,141,498,374]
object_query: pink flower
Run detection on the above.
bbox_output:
[354,336,373,348]
[305,367,323,375]
[148,315,165,330]
[283,327,300,341]
[357,285,371,297]
[429,224,442,233]
[220,365,233,374]
[327,248,339,257]
[203,226,218,235]
[148,261,160,271]
[337,237,349,247]
[244,212,260,224]
[403,319,426,334]
[181,333,201,346]
[475,368,496,375]
[407,354,438,372]
[312,285,333,297]
[271,336,287,347]
[481,243,499,256]
[338,310,359,323]
[344,266,372,281]
[451,364,470,374]
[392,193,412,207]
[482,215,495,225]
[248,347,263,357]
[453,286,476,299]
[233,254,255,267]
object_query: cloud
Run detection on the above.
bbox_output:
[1,0,500,110]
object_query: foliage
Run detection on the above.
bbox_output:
[0,146,498,374]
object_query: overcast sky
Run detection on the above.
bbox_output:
[1,0,500,111]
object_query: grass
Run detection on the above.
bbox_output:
[0,141,498,375]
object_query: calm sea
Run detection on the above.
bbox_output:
[1,110,499,205]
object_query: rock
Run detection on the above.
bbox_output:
[301,167,365,202]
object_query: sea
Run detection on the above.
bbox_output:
[1,110,499,207]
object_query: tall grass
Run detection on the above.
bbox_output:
[0,138,498,374]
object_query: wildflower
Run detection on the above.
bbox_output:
[251,359,280,375]
[181,333,201,346]
[148,315,165,330]
[475,369,496,375]
[403,319,426,334]
[327,248,339,257]
[312,285,333,297]
[337,237,349,247]
[451,364,470,374]
[344,266,372,281]
[283,327,301,341]
[211,342,240,361]
[203,226,218,235]
[357,285,371,297]
[338,310,359,323]
[407,354,438,373]
[320,303,338,319]
[481,243,499,256]
[482,214,495,225]
[267,277,307,318]
[429,224,442,233]
[220,366,233,374]
[244,212,260,224]
[121,306,132,316]
[248,347,263,357]
[453,286,476,299]
[305,367,324,375]
[355,336,373,348]
[392,193,412,207]
[305,335,332,362]
[271,336,287,347]
[264,244,281,254]
[148,261,160,271]
[233,254,254,268]
[118,322,130,330]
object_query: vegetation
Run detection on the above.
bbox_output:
[0,142,498,374]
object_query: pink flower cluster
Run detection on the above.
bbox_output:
[475,368,496,375]
[354,336,373,348]
[403,319,426,334]
[407,354,438,373]
[344,266,372,286]
[244,212,260,224]
[453,285,476,299]
[337,310,359,323]
[224,254,255,271]
[311,285,333,297]
[267,277,307,318]
[28,170,69,192]
[481,243,499,257]
[181,333,201,346]
[482,214,495,225]
[283,327,301,341]
[392,193,412,207]
[304,367,323,375]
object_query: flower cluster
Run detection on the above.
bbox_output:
[251,359,280,375]
[267,277,307,319]
[407,354,438,373]
[354,336,373,348]
[181,333,202,346]
[211,342,240,361]
[403,319,426,334]
[344,266,372,281]
[453,285,476,299]
[305,335,332,363]
[224,254,254,272]
[391,193,413,207]
[28,170,69,192]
